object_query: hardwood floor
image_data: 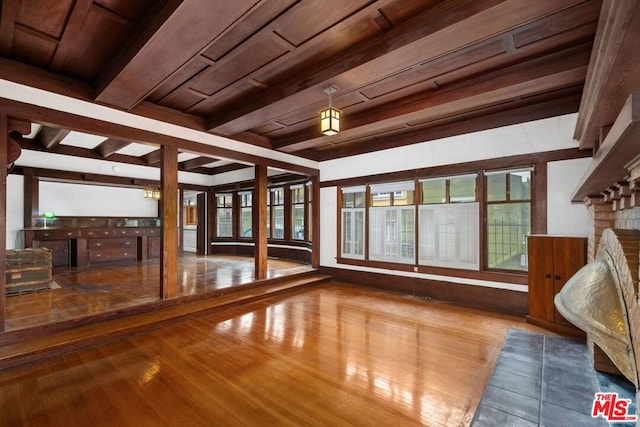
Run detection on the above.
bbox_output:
[0,283,546,426]
[5,255,313,331]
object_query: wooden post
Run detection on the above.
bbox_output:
[253,164,267,279]
[160,145,178,299]
[0,114,8,331]
[23,168,38,228]
[311,174,320,268]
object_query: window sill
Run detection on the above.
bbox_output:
[336,257,527,285]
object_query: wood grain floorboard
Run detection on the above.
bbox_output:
[4,255,312,331]
[0,283,547,426]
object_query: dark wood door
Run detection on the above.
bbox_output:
[552,237,587,326]
[527,235,555,322]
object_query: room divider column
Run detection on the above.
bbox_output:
[253,164,267,279]
[0,113,7,331]
[160,145,178,299]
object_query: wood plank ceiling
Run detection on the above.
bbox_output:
[0,0,603,171]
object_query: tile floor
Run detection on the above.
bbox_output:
[472,329,636,427]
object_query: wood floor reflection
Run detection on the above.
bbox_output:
[0,283,546,426]
[5,255,313,331]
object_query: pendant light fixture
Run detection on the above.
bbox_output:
[320,86,340,136]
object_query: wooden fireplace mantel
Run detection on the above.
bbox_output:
[572,92,640,202]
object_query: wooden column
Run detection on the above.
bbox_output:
[160,145,178,299]
[311,175,320,268]
[207,189,215,255]
[23,169,38,228]
[196,192,207,255]
[0,114,8,331]
[253,165,267,279]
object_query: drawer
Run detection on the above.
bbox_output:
[35,229,79,240]
[115,228,144,237]
[89,248,137,263]
[145,228,160,236]
[88,237,136,249]
[82,229,115,238]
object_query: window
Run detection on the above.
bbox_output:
[183,200,197,226]
[307,182,312,242]
[216,194,233,237]
[341,186,366,259]
[368,181,415,264]
[271,188,284,239]
[266,189,271,238]
[239,192,252,238]
[485,168,532,271]
[292,186,305,240]
[418,175,479,270]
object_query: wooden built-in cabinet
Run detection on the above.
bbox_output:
[24,226,161,267]
[526,235,587,336]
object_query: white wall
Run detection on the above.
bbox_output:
[39,181,158,217]
[321,113,579,181]
[7,175,24,249]
[547,158,590,236]
[318,113,588,292]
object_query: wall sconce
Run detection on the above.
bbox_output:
[320,86,340,136]
[144,186,161,200]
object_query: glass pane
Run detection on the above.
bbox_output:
[487,174,507,202]
[354,192,365,208]
[394,190,413,206]
[240,207,252,237]
[509,172,531,200]
[487,202,530,271]
[267,206,271,238]
[217,207,232,237]
[343,193,354,208]
[372,192,391,206]
[450,177,476,202]
[342,211,351,255]
[422,180,446,204]
[292,204,304,240]
[292,187,305,204]
[273,205,284,238]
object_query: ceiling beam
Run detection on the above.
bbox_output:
[94,0,260,109]
[35,126,70,150]
[274,46,591,152]
[206,0,586,134]
[94,138,131,158]
[143,149,162,165]
[179,156,219,170]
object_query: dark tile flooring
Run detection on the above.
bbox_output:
[471,329,637,427]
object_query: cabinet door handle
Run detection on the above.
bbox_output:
[554,275,561,281]
[544,274,552,279]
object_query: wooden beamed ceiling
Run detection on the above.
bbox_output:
[0,0,606,163]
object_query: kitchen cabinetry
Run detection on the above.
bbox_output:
[527,235,587,336]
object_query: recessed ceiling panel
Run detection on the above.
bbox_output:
[59,131,108,149]
[115,142,158,157]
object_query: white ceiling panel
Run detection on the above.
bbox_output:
[177,152,200,162]
[60,131,108,149]
[116,142,158,156]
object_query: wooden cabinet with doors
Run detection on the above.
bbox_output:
[526,235,587,337]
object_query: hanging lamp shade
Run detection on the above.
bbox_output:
[320,86,340,136]
[320,107,340,135]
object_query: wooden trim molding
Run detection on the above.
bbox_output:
[336,257,527,285]
[0,112,7,331]
[320,266,528,316]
